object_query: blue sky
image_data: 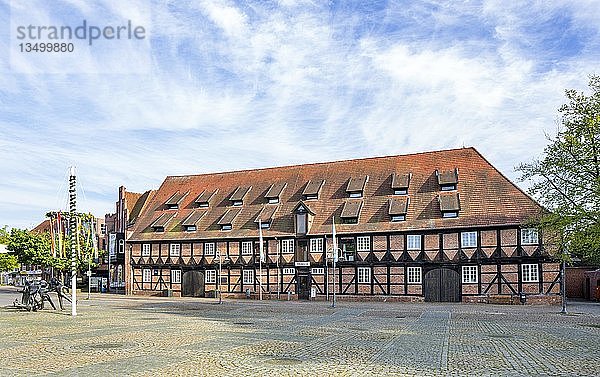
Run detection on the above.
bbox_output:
[1,0,599,229]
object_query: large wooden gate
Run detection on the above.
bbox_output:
[424,268,461,302]
[182,271,205,297]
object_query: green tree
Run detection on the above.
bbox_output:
[6,228,100,274]
[0,225,9,244]
[0,254,19,273]
[7,228,53,267]
[518,75,600,265]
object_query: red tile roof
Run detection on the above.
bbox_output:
[129,147,542,241]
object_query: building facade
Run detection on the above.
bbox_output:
[105,186,155,293]
[126,148,561,303]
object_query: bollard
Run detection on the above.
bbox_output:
[287,291,291,301]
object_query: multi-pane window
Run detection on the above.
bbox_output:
[171,269,181,284]
[311,268,324,275]
[169,244,181,257]
[204,242,215,256]
[357,236,370,251]
[241,241,253,255]
[407,267,422,284]
[357,267,371,283]
[281,239,294,254]
[142,268,151,283]
[310,238,323,253]
[521,228,539,245]
[283,268,295,275]
[522,264,539,282]
[407,235,421,250]
[142,244,150,257]
[462,266,478,283]
[243,270,254,284]
[205,270,216,283]
[461,232,477,248]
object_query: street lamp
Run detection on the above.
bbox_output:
[561,243,569,314]
[215,248,229,305]
[327,246,343,308]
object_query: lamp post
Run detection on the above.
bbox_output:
[217,248,222,305]
[561,244,568,314]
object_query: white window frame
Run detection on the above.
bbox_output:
[171,269,181,284]
[281,239,294,254]
[407,235,421,250]
[311,267,324,275]
[169,243,180,257]
[357,267,371,283]
[241,241,253,255]
[283,268,295,275]
[462,266,478,283]
[142,268,151,283]
[205,270,216,284]
[310,238,323,253]
[142,244,150,257]
[522,264,539,283]
[356,236,370,252]
[521,228,539,245]
[461,232,477,248]
[243,270,254,285]
[407,267,422,284]
[204,242,215,256]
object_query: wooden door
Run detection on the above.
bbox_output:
[182,270,204,297]
[424,268,461,302]
[297,274,310,300]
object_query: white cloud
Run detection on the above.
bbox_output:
[0,0,599,228]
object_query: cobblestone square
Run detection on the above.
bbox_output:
[1,287,598,376]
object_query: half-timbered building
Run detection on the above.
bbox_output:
[126,147,561,303]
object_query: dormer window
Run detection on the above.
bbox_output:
[255,205,278,230]
[437,169,458,191]
[229,186,251,206]
[150,213,173,232]
[218,208,241,231]
[346,176,368,198]
[340,200,363,224]
[265,182,286,204]
[389,197,409,222]
[391,173,411,195]
[302,179,325,200]
[195,189,217,208]
[293,202,315,234]
[164,191,188,210]
[439,192,460,218]
[181,210,205,232]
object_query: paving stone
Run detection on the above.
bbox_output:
[0,286,599,376]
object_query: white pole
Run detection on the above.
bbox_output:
[259,219,263,301]
[332,218,337,308]
[325,236,329,302]
[69,166,77,317]
[276,237,280,300]
[87,218,92,300]
[218,248,222,305]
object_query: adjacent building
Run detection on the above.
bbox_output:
[104,186,155,293]
[126,148,561,303]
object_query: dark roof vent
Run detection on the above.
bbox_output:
[346,176,368,193]
[389,197,409,215]
[340,200,363,218]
